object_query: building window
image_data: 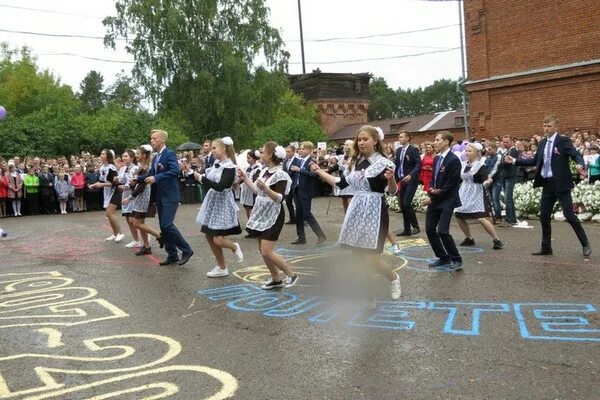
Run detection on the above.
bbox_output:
[455,116,465,127]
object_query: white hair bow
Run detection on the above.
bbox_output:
[222,136,234,146]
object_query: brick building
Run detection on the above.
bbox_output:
[288,71,371,135]
[329,111,467,145]
[463,0,600,139]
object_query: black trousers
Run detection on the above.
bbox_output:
[285,188,296,223]
[26,193,40,215]
[425,204,461,262]
[294,195,325,240]
[539,184,588,251]
[39,190,55,214]
[399,179,419,231]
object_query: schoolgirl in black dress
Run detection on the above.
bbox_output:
[311,125,402,300]
[122,145,159,256]
[88,149,123,242]
[118,150,141,248]
[194,137,244,278]
[240,150,261,220]
[239,142,299,290]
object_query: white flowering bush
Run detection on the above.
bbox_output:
[572,181,600,214]
[513,181,543,217]
[385,193,399,211]
[385,185,428,212]
[412,185,429,212]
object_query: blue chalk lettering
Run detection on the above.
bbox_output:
[428,302,510,336]
[198,284,261,301]
[514,303,600,342]
[348,301,427,331]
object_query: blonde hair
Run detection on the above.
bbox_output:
[349,125,384,171]
[543,114,560,124]
[151,129,169,141]
[213,138,237,164]
[300,141,314,151]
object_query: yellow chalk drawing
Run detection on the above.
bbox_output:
[36,328,64,348]
[0,271,239,399]
[0,271,128,328]
[235,240,417,285]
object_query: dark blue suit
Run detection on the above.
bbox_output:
[283,156,300,223]
[293,156,326,241]
[425,151,462,263]
[515,134,588,251]
[395,144,421,232]
[146,147,193,260]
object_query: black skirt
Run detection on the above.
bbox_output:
[245,206,285,241]
[201,224,242,237]
[109,189,122,206]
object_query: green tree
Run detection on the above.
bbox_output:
[0,43,79,117]
[422,79,462,113]
[253,117,326,149]
[368,77,398,120]
[104,0,291,141]
[78,70,105,113]
[106,72,142,111]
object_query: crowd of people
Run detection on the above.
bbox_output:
[0,115,595,298]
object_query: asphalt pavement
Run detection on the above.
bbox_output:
[0,198,599,399]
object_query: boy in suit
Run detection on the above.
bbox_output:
[143,129,194,266]
[283,145,299,224]
[423,131,463,271]
[395,131,421,236]
[290,141,327,245]
[505,115,590,257]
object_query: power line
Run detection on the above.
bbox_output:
[288,47,460,65]
[0,23,460,44]
[37,52,134,64]
[307,24,459,42]
[0,3,101,19]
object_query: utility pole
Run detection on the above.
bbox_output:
[457,0,469,139]
[297,0,306,74]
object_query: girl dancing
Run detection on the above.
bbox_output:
[239,142,299,290]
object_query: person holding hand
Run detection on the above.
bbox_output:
[504,115,591,257]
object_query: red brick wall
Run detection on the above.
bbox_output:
[465,0,600,80]
[464,0,600,139]
[313,100,369,135]
[469,73,600,138]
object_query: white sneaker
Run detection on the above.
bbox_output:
[391,244,401,255]
[105,235,117,241]
[125,241,142,248]
[206,266,229,278]
[114,233,125,243]
[390,274,401,300]
[233,243,244,263]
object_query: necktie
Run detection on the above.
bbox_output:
[433,156,443,187]
[398,147,406,177]
[542,139,552,178]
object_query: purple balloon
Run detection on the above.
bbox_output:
[0,106,6,120]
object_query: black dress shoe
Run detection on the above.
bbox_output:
[178,251,194,266]
[583,245,592,257]
[411,227,420,235]
[531,249,553,256]
[135,247,152,256]
[460,237,475,246]
[159,258,179,266]
[428,259,452,268]
[396,230,411,237]
[291,238,306,245]
[316,236,327,245]
[156,236,165,249]
[449,260,463,271]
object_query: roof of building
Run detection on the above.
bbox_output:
[329,110,465,141]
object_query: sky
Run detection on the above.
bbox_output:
[0,0,464,93]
